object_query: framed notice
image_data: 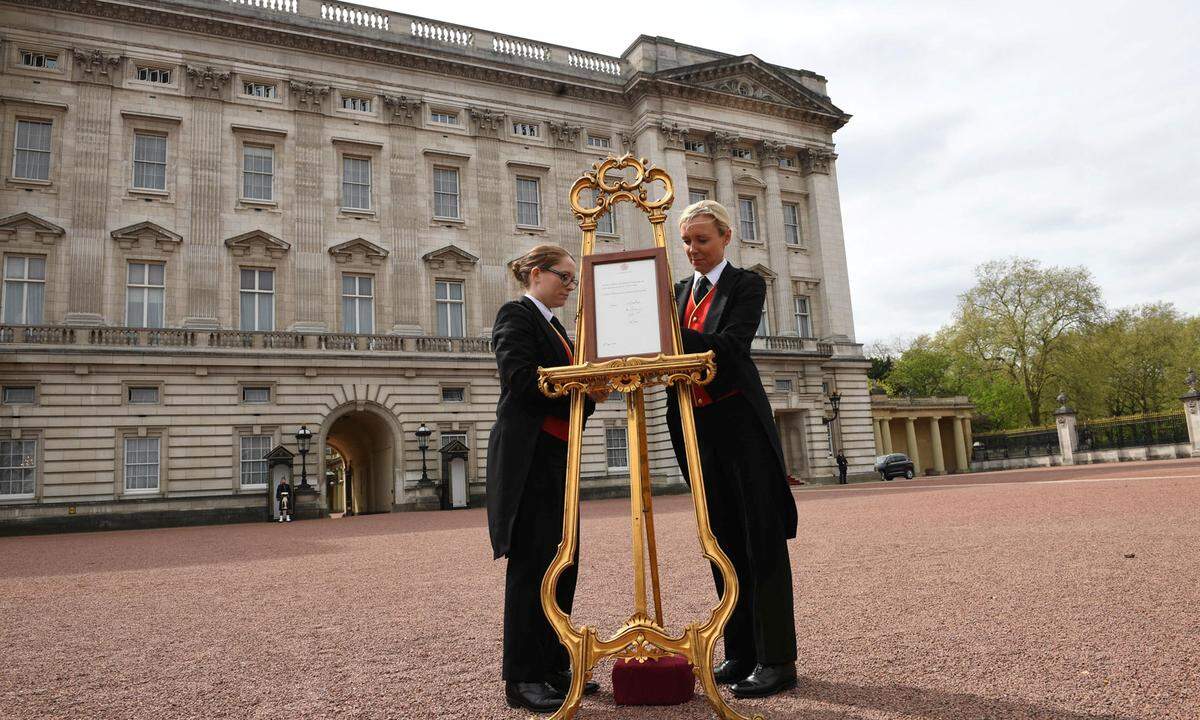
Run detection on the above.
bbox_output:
[581,247,675,362]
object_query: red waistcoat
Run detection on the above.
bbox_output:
[540,320,574,441]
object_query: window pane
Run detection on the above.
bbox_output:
[342,275,355,295]
[146,288,164,328]
[258,270,273,292]
[258,293,273,331]
[4,256,24,279]
[436,303,449,336]
[342,297,355,332]
[240,292,255,330]
[3,282,23,324]
[435,281,447,301]
[3,387,35,404]
[243,387,271,403]
[450,306,464,338]
[448,282,463,301]
[127,289,144,327]
[240,269,255,290]
[128,386,158,404]
[358,299,373,334]
[358,276,372,295]
[147,263,164,286]
[128,263,144,284]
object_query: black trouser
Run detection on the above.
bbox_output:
[838,466,847,483]
[694,395,797,666]
[502,432,578,682]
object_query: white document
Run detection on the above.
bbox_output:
[593,258,662,358]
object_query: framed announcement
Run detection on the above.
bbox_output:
[581,247,675,362]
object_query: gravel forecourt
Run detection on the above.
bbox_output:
[2,458,1197,719]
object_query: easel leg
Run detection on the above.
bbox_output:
[632,389,664,627]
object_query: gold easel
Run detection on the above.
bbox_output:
[536,155,764,720]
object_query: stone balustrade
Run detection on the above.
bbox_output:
[210,0,624,77]
[2,325,836,359]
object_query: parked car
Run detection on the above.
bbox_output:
[874,453,915,481]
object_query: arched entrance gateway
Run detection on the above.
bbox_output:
[319,402,404,516]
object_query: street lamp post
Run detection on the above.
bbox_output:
[295,425,313,491]
[416,422,432,484]
[822,391,842,425]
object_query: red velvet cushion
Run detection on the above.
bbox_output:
[612,654,696,705]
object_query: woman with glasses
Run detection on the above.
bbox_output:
[486,244,602,712]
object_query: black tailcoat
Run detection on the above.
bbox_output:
[665,264,798,539]
[486,297,594,559]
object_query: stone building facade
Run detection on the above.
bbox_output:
[0,0,871,530]
[870,394,975,476]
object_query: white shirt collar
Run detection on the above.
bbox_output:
[693,258,729,289]
[524,293,554,323]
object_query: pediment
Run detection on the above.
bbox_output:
[438,438,470,454]
[225,229,291,259]
[652,56,849,128]
[735,173,767,188]
[423,244,479,271]
[111,221,183,252]
[0,212,65,245]
[265,445,295,465]
[745,263,777,280]
[329,237,388,266]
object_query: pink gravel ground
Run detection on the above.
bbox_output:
[2,458,1198,720]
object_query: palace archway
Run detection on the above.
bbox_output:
[319,402,403,515]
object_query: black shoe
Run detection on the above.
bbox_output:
[731,662,797,698]
[505,681,564,712]
[712,658,756,685]
[547,669,599,696]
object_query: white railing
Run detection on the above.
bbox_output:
[492,36,550,62]
[410,20,473,46]
[321,2,389,30]
[568,51,621,76]
[223,0,298,12]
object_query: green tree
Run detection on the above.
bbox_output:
[952,257,1104,426]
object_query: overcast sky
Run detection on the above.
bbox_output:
[362,0,1200,346]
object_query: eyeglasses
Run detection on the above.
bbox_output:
[540,266,578,289]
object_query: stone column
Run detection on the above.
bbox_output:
[383,95,423,335]
[880,418,893,454]
[183,65,231,329]
[648,122,693,278]
[1053,393,1078,465]
[952,414,968,473]
[1184,370,1200,455]
[289,82,332,332]
[929,416,946,474]
[872,418,882,455]
[759,141,795,335]
[64,49,122,326]
[710,131,740,267]
[961,416,974,460]
[801,148,855,341]
[904,417,921,474]
[468,107,509,329]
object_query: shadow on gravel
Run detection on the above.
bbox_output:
[794,676,1139,720]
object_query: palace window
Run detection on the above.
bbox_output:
[441,387,466,403]
[587,135,611,149]
[435,280,465,338]
[13,120,52,181]
[242,386,271,404]
[239,268,274,331]
[127,386,160,404]
[775,378,793,393]
[795,296,813,338]
[783,203,801,246]
[243,82,277,99]
[3,255,46,325]
[2,386,36,405]
[433,167,460,219]
[242,145,274,202]
[512,122,540,138]
[341,156,372,210]
[779,155,797,169]
[341,274,374,334]
[732,146,753,160]
[738,197,758,241]
[136,66,171,84]
[341,95,372,112]
[605,427,628,470]
[126,262,165,328]
[684,139,707,153]
[124,437,160,493]
[688,189,709,205]
[430,110,459,126]
[516,177,541,226]
[132,132,167,191]
[19,50,57,69]
[592,189,615,235]
[240,435,271,489]
[0,439,37,498]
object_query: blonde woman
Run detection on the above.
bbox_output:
[485,244,600,712]
[665,200,799,698]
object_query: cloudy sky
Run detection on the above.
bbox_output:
[363,0,1199,345]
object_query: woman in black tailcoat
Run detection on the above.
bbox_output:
[485,244,601,712]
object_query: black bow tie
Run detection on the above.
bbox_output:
[693,275,712,304]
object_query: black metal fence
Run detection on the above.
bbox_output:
[1077,413,1189,451]
[971,428,1060,462]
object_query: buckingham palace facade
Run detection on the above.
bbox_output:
[0,0,872,531]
